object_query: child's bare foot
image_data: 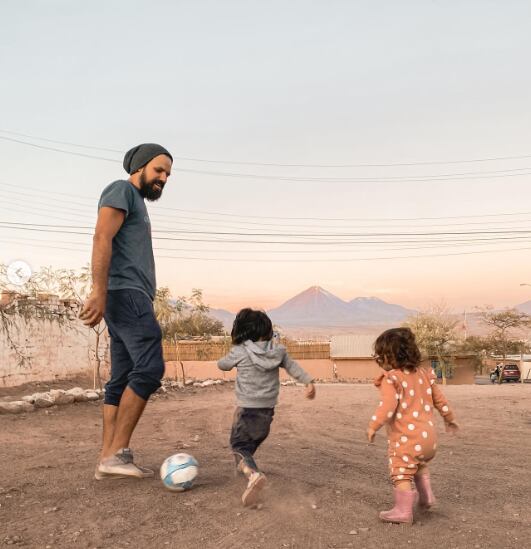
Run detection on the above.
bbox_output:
[242,472,267,506]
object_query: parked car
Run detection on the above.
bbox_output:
[490,363,521,383]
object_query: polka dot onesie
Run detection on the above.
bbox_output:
[368,367,455,485]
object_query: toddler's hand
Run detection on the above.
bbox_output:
[367,427,376,443]
[445,421,459,435]
[305,383,316,400]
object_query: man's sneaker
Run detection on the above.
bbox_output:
[96,448,154,480]
[241,472,267,507]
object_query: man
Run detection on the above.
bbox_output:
[80,143,173,479]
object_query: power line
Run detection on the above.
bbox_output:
[4,221,531,246]
[6,233,531,255]
[3,135,531,183]
[4,220,531,238]
[2,237,530,263]
[154,245,531,262]
[8,193,531,234]
[0,136,120,163]
[3,128,531,168]
[3,180,531,223]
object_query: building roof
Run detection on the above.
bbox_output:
[330,334,376,358]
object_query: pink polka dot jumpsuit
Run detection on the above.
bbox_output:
[368,367,455,485]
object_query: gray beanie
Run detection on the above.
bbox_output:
[123,143,173,174]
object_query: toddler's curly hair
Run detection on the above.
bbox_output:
[374,327,421,371]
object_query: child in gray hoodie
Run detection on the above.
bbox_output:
[218,308,316,506]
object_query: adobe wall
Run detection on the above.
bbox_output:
[164,359,335,382]
[0,318,102,387]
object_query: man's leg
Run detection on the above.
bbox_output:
[97,318,132,466]
[105,387,147,456]
[98,290,164,478]
[101,404,118,459]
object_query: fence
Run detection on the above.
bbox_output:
[162,339,331,362]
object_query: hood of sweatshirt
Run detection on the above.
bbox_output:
[234,339,286,370]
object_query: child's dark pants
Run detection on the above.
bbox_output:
[230,407,275,472]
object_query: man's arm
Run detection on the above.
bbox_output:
[79,207,125,327]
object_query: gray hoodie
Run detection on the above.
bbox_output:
[218,340,313,408]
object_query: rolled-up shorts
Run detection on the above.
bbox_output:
[103,289,164,406]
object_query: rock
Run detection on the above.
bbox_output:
[358,527,370,533]
[311,504,318,510]
[85,391,100,401]
[349,530,358,535]
[49,390,75,405]
[65,388,89,402]
[214,379,224,385]
[33,394,55,408]
[21,395,34,403]
[0,401,35,414]
[201,380,216,387]
[193,382,202,387]
[184,379,194,386]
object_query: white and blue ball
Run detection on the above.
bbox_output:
[160,453,199,492]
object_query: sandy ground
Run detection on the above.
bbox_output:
[1,382,530,549]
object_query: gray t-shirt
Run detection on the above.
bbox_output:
[98,180,156,300]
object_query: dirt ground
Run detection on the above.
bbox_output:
[1,383,530,549]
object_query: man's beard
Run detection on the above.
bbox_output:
[139,171,165,201]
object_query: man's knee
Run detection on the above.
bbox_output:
[128,359,165,401]
[104,382,127,406]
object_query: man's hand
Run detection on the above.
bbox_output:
[367,427,376,443]
[79,290,106,328]
[445,420,460,435]
[305,383,316,400]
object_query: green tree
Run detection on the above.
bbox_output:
[0,263,76,367]
[477,308,530,383]
[0,263,108,389]
[154,287,224,341]
[403,305,460,384]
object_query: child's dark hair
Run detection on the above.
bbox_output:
[374,327,421,371]
[231,308,273,344]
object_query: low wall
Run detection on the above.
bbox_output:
[164,358,475,384]
[0,319,102,387]
[164,359,334,381]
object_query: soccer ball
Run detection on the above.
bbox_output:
[160,453,199,492]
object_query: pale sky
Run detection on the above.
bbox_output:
[1,1,531,312]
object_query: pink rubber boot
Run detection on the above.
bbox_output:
[414,473,436,508]
[379,488,416,524]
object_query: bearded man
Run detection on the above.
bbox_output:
[80,143,173,479]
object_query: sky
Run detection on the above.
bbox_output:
[1,1,531,312]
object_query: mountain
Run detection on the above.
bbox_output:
[268,286,415,327]
[516,300,531,315]
[209,308,236,330]
[207,286,415,331]
[268,286,353,326]
[348,297,416,322]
